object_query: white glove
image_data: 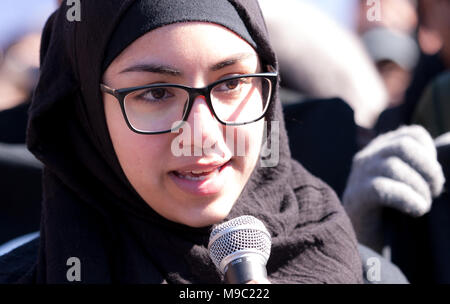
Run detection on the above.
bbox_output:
[435,132,450,148]
[343,125,445,250]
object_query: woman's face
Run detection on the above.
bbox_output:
[102,22,265,227]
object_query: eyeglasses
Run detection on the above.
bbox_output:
[100,66,278,134]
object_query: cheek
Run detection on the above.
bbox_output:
[230,120,264,173]
[103,96,170,184]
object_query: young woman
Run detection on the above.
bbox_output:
[0,0,363,283]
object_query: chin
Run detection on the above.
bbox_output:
[178,198,236,228]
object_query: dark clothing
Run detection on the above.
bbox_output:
[412,72,450,138]
[0,0,362,284]
[372,52,450,284]
[375,53,445,135]
[0,238,39,283]
[102,0,256,72]
[283,98,358,198]
[0,144,42,245]
[374,52,450,284]
[383,143,450,284]
[0,99,42,245]
[0,101,30,144]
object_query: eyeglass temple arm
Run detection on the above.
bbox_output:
[266,65,276,73]
[100,83,116,95]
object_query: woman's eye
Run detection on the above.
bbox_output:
[224,79,240,90]
[149,88,166,99]
[217,78,248,92]
[139,88,173,101]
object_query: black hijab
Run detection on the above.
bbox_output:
[20,0,362,283]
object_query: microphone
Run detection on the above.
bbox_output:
[208,215,272,284]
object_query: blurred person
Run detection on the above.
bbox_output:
[0,1,58,252]
[342,125,445,252]
[357,0,420,110]
[417,0,450,66]
[0,0,56,52]
[0,33,40,113]
[344,0,450,283]
[357,0,419,35]
[412,71,450,137]
[345,2,450,276]
[361,27,420,107]
[0,0,57,142]
[0,33,44,248]
[376,0,450,134]
[259,0,389,129]
[388,72,450,283]
[342,123,448,284]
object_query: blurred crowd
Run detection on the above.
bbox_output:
[0,0,449,284]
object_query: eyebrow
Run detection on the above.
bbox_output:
[209,53,257,71]
[120,64,182,76]
[119,53,257,76]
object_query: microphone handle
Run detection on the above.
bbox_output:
[224,255,268,284]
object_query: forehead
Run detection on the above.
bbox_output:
[107,22,259,72]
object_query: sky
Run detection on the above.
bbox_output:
[0,0,57,50]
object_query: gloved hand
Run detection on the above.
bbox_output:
[342,125,445,251]
[435,132,450,148]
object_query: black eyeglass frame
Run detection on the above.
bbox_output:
[100,65,278,134]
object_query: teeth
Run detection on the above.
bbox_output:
[181,174,209,181]
[174,162,229,182]
[176,167,221,181]
[182,167,218,175]
[191,169,213,174]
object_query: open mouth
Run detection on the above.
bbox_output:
[171,162,229,181]
[169,160,232,195]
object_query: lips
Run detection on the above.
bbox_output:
[173,163,225,180]
[169,160,232,195]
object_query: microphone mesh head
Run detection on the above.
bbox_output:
[208,215,271,273]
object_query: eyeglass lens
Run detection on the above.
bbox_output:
[123,76,272,133]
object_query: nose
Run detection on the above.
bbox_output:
[184,95,226,157]
[186,95,221,138]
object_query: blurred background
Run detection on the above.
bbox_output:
[0,0,449,283]
[0,0,56,112]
